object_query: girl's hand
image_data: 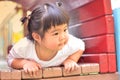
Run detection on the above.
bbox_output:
[23,60,41,76]
[63,59,79,73]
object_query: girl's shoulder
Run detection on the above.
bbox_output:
[68,34,84,45]
[14,37,32,46]
[9,37,35,58]
[65,34,85,51]
[12,37,34,52]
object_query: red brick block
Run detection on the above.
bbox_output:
[79,15,114,38]
[78,0,112,22]
[21,70,42,79]
[63,65,81,76]
[43,67,62,78]
[79,54,108,73]
[11,70,21,80]
[84,34,115,54]
[107,53,117,72]
[0,69,11,80]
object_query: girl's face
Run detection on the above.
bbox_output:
[40,24,69,51]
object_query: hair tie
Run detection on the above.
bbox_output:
[44,5,47,10]
[21,11,31,24]
[56,2,62,7]
[20,16,28,24]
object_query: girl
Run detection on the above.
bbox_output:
[7,3,85,76]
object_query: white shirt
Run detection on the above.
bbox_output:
[7,34,85,68]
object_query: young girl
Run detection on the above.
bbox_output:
[7,3,85,76]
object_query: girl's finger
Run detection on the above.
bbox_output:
[38,64,42,69]
[65,64,71,73]
[27,68,33,76]
[75,63,79,70]
[33,67,39,76]
[70,62,75,72]
[23,67,28,73]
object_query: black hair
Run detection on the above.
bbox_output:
[26,3,70,41]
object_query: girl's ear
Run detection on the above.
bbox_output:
[32,32,41,42]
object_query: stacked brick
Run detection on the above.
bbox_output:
[68,0,117,73]
[0,63,100,80]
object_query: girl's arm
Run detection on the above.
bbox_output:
[11,58,31,69]
[11,58,41,76]
[67,50,84,62]
[63,49,84,64]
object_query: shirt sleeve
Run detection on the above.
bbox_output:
[7,37,31,67]
[65,34,85,55]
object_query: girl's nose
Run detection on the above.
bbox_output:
[59,33,66,40]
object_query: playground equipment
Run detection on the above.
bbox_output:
[0,0,119,80]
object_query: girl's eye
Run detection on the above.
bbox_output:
[54,32,59,35]
[64,28,67,32]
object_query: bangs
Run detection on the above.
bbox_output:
[42,5,70,31]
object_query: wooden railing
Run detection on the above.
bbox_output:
[0,63,118,80]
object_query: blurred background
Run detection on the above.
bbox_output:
[0,0,23,59]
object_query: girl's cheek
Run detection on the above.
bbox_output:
[65,35,69,44]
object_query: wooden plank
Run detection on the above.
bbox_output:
[0,69,11,80]
[78,0,112,22]
[80,63,99,75]
[80,15,114,38]
[11,70,21,80]
[84,34,115,54]
[21,69,42,79]
[63,0,94,11]
[79,54,108,73]
[69,15,114,38]
[107,53,117,72]
[41,73,118,80]
[43,67,62,78]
